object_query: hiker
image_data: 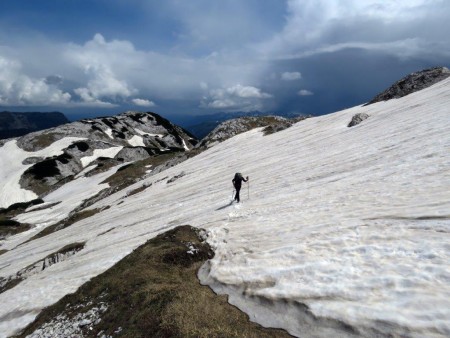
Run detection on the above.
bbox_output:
[232,172,249,203]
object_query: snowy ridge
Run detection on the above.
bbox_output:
[0,78,449,336]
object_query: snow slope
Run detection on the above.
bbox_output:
[0,137,85,208]
[1,78,449,337]
[1,165,120,251]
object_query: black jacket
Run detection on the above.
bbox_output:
[232,173,248,189]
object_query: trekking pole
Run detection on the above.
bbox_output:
[247,177,250,200]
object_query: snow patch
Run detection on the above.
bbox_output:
[27,302,108,338]
[103,128,113,139]
[0,137,85,209]
[127,135,145,147]
[135,128,163,138]
[182,139,190,151]
[80,147,123,167]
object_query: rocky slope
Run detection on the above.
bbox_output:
[180,111,306,139]
[197,115,309,148]
[0,112,69,139]
[366,66,450,105]
[0,111,197,210]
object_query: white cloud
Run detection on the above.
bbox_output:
[132,98,156,107]
[298,89,314,96]
[61,34,264,106]
[258,0,450,60]
[202,84,272,111]
[1,33,265,109]
[73,64,135,102]
[66,34,137,104]
[225,84,272,99]
[281,72,302,80]
[0,56,71,106]
[207,98,237,109]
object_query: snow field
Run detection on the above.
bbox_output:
[0,165,121,251]
[0,137,85,208]
[0,78,449,336]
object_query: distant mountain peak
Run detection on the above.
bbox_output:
[0,111,69,140]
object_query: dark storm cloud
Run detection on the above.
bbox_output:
[0,0,449,117]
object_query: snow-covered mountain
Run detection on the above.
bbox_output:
[0,111,197,210]
[0,72,449,337]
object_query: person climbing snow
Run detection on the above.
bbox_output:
[232,172,249,203]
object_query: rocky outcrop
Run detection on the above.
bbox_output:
[263,116,309,135]
[197,115,309,149]
[348,113,370,127]
[115,147,158,162]
[366,67,450,105]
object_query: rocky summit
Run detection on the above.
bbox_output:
[366,66,450,105]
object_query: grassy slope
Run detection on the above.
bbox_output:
[16,226,291,337]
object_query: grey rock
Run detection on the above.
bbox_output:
[198,116,288,149]
[79,318,92,327]
[22,157,45,165]
[115,147,153,162]
[366,66,450,105]
[167,171,186,184]
[348,113,370,127]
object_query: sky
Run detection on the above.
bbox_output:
[0,0,449,120]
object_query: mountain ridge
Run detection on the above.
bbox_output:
[0,111,197,210]
[0,112,69,140]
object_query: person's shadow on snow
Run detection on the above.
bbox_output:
[215,201,234,211]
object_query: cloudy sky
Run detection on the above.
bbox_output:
[0,0,449,120]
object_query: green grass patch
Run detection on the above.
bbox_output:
[16,225,291,337]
